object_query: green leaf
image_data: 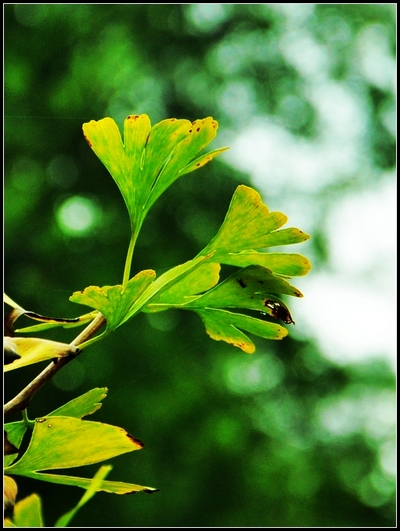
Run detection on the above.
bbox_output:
[253,227,311,247]
[70,255,213,330]
[5,392,158,495]
[14,311,97,334]
[199,185,310,261]
[154,265,299,323]
[4,422,27,467]
[4,294,93,335]
[7,494,44,528]
[121,253,215,324]
[21,470,158,495]
[48,388,108,419]
[144,262,221,311]
[5,416,143,474]
[220,251,311,277]
[69,269,156,330]
[55,465,113,527]
[189,265,303,306]
[144,265,299,349]
[195,309,288,353]
[83,114,227,235]
[4,337,79,372]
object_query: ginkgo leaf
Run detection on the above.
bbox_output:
[13,311,97,335]
[4,293,96,335]
[254,227,311,247]
[4,415,157,498]
[150,266,299,322]
[121,254,214,323]
[144,262,221,311]
[55,466,113,527]
[5,416,144,474]
[4,423,26,467]
[220,251,311,277]
[195,309,288,353]
[70,269,156,330]
[189,265,303,306]
[83,114,227,236]
[4,337,79,372]
[48,387,108,419]
[4,293,22,309]
[199,185,310,261]
[69,255,212,330]
[146,263,298,317]
[143,264,298,349]
[26,471,158,495]
[7,494,44,528]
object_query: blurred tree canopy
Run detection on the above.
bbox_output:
[4,4,395,527]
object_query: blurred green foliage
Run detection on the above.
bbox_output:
[4,4,395,527]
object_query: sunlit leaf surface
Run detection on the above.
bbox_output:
[70,269,156,330]
[200,185,310,260]
[48,387,108,418]
[4,337,79,372]
[195,308,288,353]
[7,494,44,528]
[83,114,228,235]
[5,416,143,472]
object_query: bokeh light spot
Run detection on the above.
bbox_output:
[56,195,101,237]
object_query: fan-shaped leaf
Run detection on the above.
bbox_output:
[5,416,143,474]
[4,337,79,372]
[83,114,227,235]
[195,309,288,353]
[199,185,310,261]
[70,269,156,330]
[48,388,108,419]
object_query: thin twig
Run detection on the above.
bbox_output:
[4,312,106,418]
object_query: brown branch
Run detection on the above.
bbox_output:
[4,312,106,418]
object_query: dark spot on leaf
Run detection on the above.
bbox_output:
[196,127,201,132]
[83,135,92,148]
[36,418,46,423]
[24,312,80,324]
[264,300,294,324]
[127,434,144,448]
[188,129,192,133]
[236,278,246,288]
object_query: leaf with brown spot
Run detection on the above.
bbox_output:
[82,114,227,236]
[195,308,288,353]
[5,416,144,474]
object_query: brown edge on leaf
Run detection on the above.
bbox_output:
[126,433,144,448]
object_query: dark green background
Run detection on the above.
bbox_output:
[4,4,396,527]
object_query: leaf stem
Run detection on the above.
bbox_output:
[122,232,137,286]
[4,312,106,418]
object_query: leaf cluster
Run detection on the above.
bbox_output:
[4,113,310,526]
